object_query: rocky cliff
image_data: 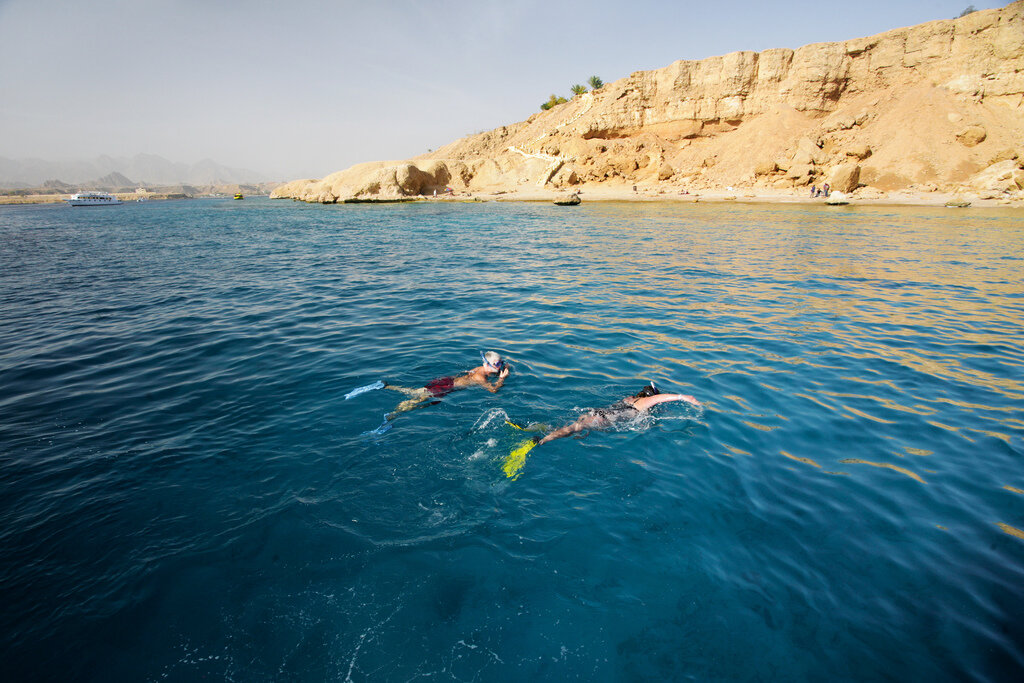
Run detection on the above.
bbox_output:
[273,2,1024,202]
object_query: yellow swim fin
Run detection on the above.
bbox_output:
[502,438,538,480]
[505,420,549,433]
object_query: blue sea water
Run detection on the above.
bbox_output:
[1,197,1023,681]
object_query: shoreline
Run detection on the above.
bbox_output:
[5,187,1022,209]
[378,185,1024,209]
[0,193,265,206]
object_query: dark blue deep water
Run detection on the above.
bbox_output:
[1,198,1023,681]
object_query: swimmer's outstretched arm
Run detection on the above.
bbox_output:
[633,393,701,412]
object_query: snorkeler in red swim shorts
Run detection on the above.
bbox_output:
[383,351,510,419]
[424,376,456,398]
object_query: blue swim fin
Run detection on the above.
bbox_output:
[363,414,393,436]
[345,380,385,400]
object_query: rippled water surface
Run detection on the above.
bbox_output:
[2,198,1023,681]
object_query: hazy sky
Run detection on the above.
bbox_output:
[0,0,1007,179]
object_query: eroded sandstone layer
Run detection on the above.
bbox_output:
[273,2,1024,202]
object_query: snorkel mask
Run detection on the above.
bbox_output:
[481,351,505,372]
[634,381,660,398]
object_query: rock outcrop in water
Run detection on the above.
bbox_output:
[272,2,1024,203]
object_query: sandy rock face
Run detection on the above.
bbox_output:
[270,179,320,200]
[956,126,988,147]
[823,113,857,132]
[550,165,580,187]
[273,2,1024,201]
[829,163,861,193]
[989,148,1019,165]
[844,144,872,160]
[786,164,816,184]
[970,159,1024,193]
[393,164,445,195]
[271,162,455,202]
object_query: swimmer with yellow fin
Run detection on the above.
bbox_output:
[503,383,701,479]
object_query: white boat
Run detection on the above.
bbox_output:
[65,192,123,206]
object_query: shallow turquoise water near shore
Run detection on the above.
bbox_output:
[1,198,1023,680]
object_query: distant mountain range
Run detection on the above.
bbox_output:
[0,154,273,188]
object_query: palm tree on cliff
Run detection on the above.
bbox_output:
[570,84,587,97]
[588,75,603,90]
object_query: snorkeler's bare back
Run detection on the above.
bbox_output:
[387,365,505,395]
[451,368,485,389]
[453,365,508,393]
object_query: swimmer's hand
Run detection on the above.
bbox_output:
[499,365,510,379]
[680,394,701,407]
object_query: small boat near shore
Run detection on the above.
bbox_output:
[234,193,244,200]
[65,192,122,206]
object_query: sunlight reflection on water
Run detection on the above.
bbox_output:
[0,199,1022,680]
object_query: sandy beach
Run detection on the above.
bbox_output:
[416,184,1024,209]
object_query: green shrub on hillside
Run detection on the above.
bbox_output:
[540,94,568,111]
